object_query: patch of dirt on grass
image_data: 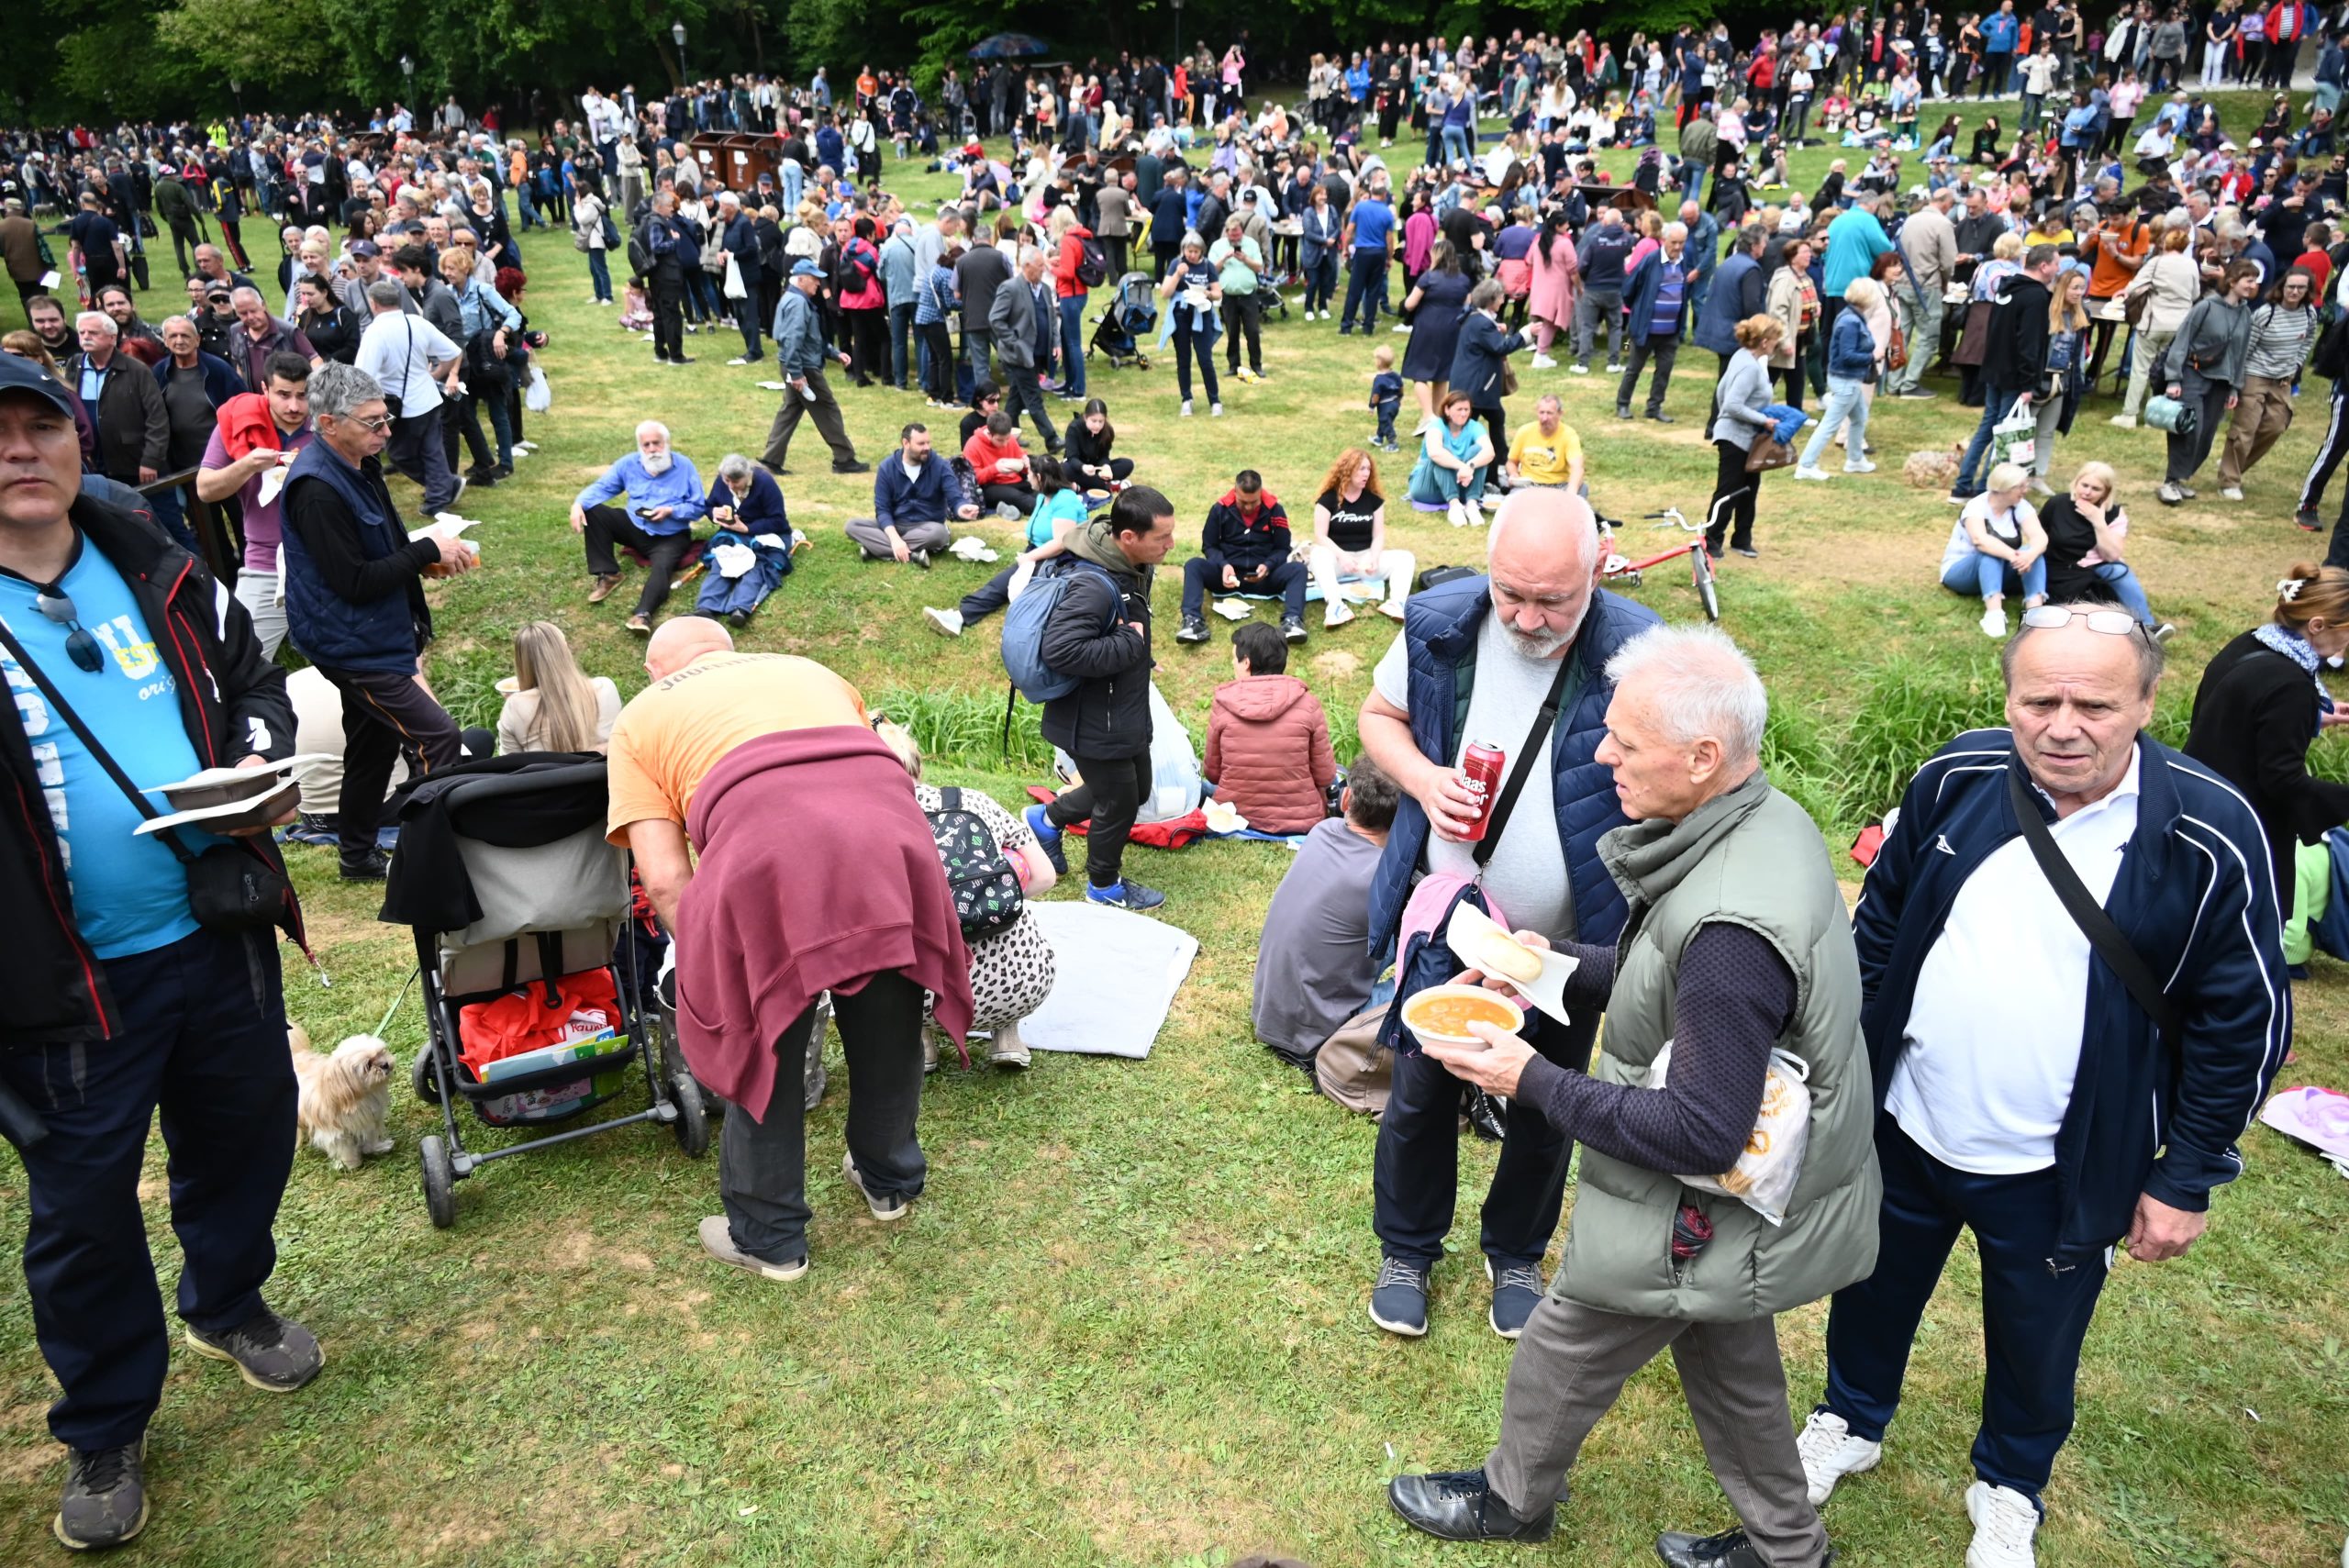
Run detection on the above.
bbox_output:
[1311,650,1364,680]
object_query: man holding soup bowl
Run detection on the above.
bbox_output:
[1386,624,1883,1568]
[1357,489,1660,1341]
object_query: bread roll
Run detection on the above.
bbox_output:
[1476,931,1542,984]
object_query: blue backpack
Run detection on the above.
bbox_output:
[999,557,1119,705]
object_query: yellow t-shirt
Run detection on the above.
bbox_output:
[1508,421,1584,486]
[605,652,867,842]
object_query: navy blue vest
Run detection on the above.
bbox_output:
[281,440,418,673]
[1365,576,1661,956]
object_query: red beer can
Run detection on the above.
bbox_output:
[1457,740,1506,841]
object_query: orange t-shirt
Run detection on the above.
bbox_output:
[605,652,867,843]
[2083,218,2151,300]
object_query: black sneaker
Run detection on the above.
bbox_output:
[832,460,872,474]
[54,1440,147,1551]
[910,548,931,571]
[1646,410,1675,423]
[2298,508,2323,532]
[339,849,391,882]
[1656,1526,1829,1568]
[1387,1467,1556,1543]
[184,1307,324,1393]
[1281,616,1308,644]
[1175,615,1210,644]
[1368,1256,1430,1336]
[1486,1257,1544,1339]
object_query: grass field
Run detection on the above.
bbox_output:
[2,90,2347,1566]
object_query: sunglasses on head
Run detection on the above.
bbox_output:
[2021,605,2149,640]
[33,585,105,673]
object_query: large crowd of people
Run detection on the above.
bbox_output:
[4,10,2347,1563]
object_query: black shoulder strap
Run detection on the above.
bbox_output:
[0,616,197,864]
[941,785,963,811]
[1473,644,1581,870]
[2005,764,2182,1054]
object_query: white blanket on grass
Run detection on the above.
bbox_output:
[1020,902,1198,1059]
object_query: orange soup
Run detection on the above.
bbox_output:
[1404,990,1520,1039]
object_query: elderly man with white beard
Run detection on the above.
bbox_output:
[571,419,710,636]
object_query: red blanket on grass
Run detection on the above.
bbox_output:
[1024,786,1208,850]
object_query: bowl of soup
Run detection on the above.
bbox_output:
[1400,984,1525,1051]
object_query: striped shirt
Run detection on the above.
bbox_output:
[2244,302,2319,381]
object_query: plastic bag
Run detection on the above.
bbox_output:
[524,364,551,412]
[723,254,748,300]
[1988,406,2035,470]
[1049,681,1202,825]
[1648,1040,1813,1226]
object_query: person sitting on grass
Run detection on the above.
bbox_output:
[922,456,1090,638]
[1408,389,1497,528]
[571,418,708,636]
[963,407,1038,517]
[1252,753,1400,1072]
[1067,398,1134,495]
[1205,621,1341,836]
[847,421,979,567]
[1174,469,1310,648]
[495,621,622,755]
[1938,461,2048,639]
[696,453,798,628]
[2037,460,2173,639]
[1309,445,1416,628]
[1504,395,1586,494]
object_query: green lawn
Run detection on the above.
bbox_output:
[2,90,2346,1566]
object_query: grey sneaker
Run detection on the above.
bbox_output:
[184,1307,323,1393]
[698,1216,809,1281]
[841,1151,911,1220]
[54,1440,147,1551]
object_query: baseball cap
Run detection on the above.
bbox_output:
[0,354,77,421]
[790,258,825,279]
[351,239,381,258]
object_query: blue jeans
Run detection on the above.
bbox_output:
[1799,375,1873,469]
[889,302,916,390]
[1059,295,1087,397]
[0,926,295,1449]
[1942,549,2047,601]
[1441,122,1473,163]
[1822,1115,2110,1505]
[1955,384,2025,495]
[1173,324,1219,405]
[1341,250,1389,329]
[2093,561,2155,623]
[1303,252,1338,312]
[586,246,612,302]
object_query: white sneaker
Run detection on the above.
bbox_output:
[1965,1481,2042,1568]
[1569,362,1590,374]
[1323,602,1356,629]
[922,606,963,638]
[1530,352,1558,369]
[1378,599,1407,620]
[1794,1411,1884,1506]
[1844,460,1877,474]
[1604,361,1624,373]
[725,356,752,366]
[2109,414,2138,428]
[1392,322,1411,333]
[2221,485,2244,500]
[1210,402,1224,417]
[1181,399,1194,417]
[1980,605,2009,639]
[1793,465,1831,481]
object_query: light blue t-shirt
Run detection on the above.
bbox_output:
[0,543,219,959]
[1351,198,1396,254]
[1028,489,1090,550]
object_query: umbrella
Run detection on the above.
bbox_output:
[968,32,1049,60]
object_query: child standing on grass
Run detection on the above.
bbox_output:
[1204,621,1339,835]
[1369,345,1404,451]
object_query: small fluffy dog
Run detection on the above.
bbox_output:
[1904,440,1965,489]
[289,1023,396,1171]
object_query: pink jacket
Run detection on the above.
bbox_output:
[1204,674,1338,835]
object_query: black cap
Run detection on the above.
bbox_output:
[0,354,77,421]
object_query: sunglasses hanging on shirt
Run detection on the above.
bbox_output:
[33,584,105,673]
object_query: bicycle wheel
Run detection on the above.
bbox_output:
[1689,543,1720,622]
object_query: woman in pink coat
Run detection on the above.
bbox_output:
[1524,209,1582,368]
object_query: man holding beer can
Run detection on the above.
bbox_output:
[1356,487,1660,1340]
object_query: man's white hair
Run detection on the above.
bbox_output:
[636,419,671,443]
[1603,623,1768,768]
[74,311,117,336]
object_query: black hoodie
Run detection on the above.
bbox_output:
[1981,268,2053,392]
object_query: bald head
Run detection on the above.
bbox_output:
[645,617,733,681]
[1485,490,1603,661]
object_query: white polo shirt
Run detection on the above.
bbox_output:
[1887,751,2142,1175]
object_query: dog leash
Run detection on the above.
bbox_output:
[375,966,419,1042]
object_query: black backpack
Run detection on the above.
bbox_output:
[1074,233,1110,289]
[626,222,653,278]
[2317,310,2349,382]
[927,787,1024,940]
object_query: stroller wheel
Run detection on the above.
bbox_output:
[412,1048,441,1104]
[671,1072,710,1159]
[419,1136,457,1229]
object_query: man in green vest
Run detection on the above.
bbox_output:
[1386,623,1881,1568]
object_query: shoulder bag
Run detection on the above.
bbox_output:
[2004,766,2181,1057]
[0,619,292,933]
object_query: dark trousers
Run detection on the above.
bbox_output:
[1471,401,1507,489]
[1707,439,1762,552]
[918,319,956,402]
[977,481,1036,515]
[318,662,462,859]
[1173,325,1220,405]
[2164,373,2233,484]
[1104,234,1130,278]
[1303,253,1339,313]
[1153,239,1181,278]
[889,301,917,388]
[1182,555,1307,618]
[650,271,686,361]
[385,406,458,512]
[761,367,859,470]
[441,392,495,475]
[735,294,763,360]
[1955,382,2025,496]
[1001,361,1060,449]
[1374,1008,1598,1270]
[1821,1115,2110,1504]
[2299,387,2349,519]
[582,504,696,617]
[0,926,294,1451]
[846,306,887,386]
[1341,250,1389,330]
[1617,336,1678,415]
[168,218,199,274]
[1223,291,1263,373]
[1045,750,1152,888]
[718,972,927,1263]
[958,563,1018,623]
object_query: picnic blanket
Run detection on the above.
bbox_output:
[1022,902,1198,1059]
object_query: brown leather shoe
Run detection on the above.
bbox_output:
[587,573,620,604]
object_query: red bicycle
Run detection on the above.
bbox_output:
[1599,506,1720,621]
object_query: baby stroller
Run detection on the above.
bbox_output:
[384,754,707,1229]
[1089,271,1158,370]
